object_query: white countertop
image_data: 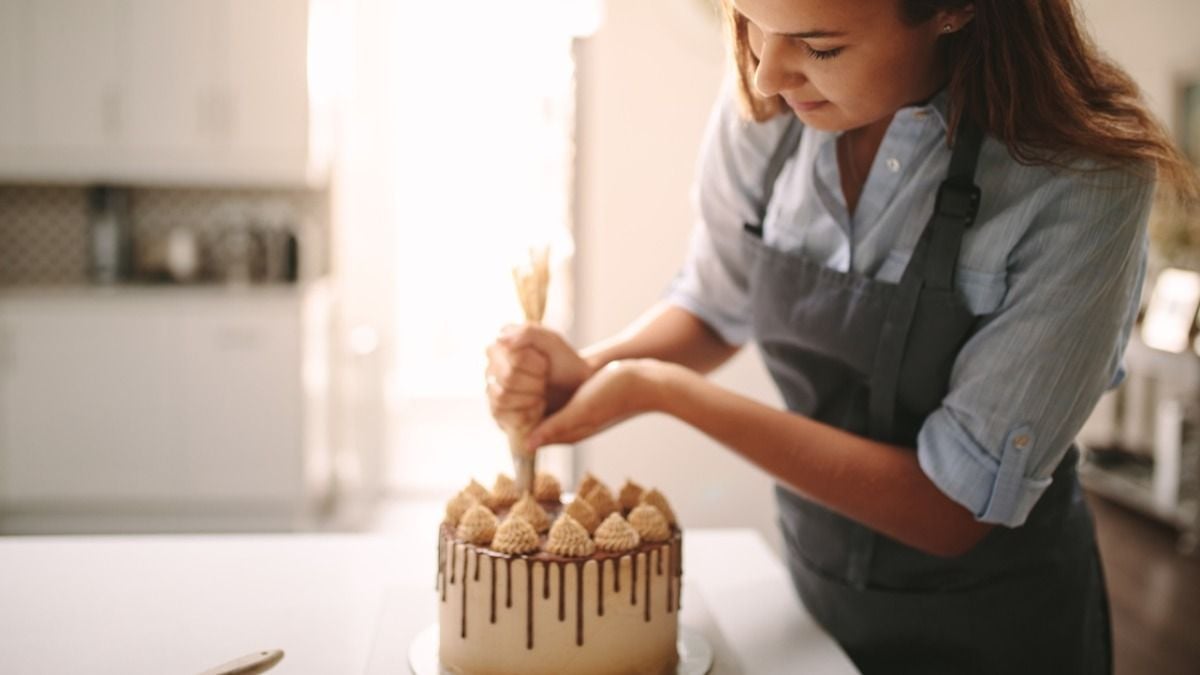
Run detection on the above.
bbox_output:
[0,528,856,674]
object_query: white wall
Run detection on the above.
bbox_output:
[1079,0,1200,127]
[573,0,1195,552]
[574,0,785,550]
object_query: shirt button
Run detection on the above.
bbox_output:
[886,158,901,172]
[1013,434,1032,450]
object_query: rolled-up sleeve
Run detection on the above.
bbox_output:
[665,83,794,345]
[917,165,1155,527]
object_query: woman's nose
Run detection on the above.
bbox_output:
[753,36,801,98]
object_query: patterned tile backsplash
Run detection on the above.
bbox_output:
[0,184,330,286]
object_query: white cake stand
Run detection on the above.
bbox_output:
[408,623,714,675]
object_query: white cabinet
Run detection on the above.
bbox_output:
[27,0,122,152]
[0,0,27,147]
[0,0,330,187]
[0,286,333,533]
[122,0,214,157]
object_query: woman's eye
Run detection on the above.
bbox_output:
[804,44,844,61]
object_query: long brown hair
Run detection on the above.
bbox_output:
[722,0,1200,202]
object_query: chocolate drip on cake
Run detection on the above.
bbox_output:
[676,532,684,611]
[574,561,585,646]
[526,560,535,650]
[656,545,663,576]
[666,541,674,614]
[644,550,652,622]
[490,556,497,623]
[613,556,621,594]
[461,549,470,638]
[631,552,638,606]
[505,558,513,609]
[597,558,605,617]
[543,561,550,600]
[437,534,446,600]
[474,551,482,582]
[557,561,566,621]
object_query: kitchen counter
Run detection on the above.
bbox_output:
[0,528,856,674]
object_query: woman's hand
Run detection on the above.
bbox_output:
[484,324,594,434]
[525,359,669,451]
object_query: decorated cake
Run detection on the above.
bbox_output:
[437,472,683,675]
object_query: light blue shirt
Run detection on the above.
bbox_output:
[667,84,1155,528]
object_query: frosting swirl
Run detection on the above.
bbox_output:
[463,479,490,504]
[491,516,540,554]
[443,490,480,527]
[489,473,520,510]
[594,513,641,553]
[628,504,671,543]
[533,472,562,503]
[639,489,677,526]
[510,492,551,533]
[583,483,619,520]
[576,472,604,500]
[456,503,499,545]
[546,514,596,557]
[618,479,644,512]
[565,497,600,534]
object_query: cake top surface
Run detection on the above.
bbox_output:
[441,472,680,559]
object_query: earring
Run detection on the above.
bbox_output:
[942,23,955,33]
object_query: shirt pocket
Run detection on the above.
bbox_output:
[877,250,1008,315]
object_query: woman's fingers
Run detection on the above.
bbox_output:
[485,342,549,380]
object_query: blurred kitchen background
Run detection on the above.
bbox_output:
[0,1,1197,672]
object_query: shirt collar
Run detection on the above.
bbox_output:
[896,86,950,133]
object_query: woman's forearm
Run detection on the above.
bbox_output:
[581,302,740,376]
[648,361,992,557]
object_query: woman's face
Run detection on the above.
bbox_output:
[735,0,964,132]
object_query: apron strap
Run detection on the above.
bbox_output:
[867,118,985,442]
[744,116,805,237]
[923,121,984,291]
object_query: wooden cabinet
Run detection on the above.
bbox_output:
[0,0,330,187]
[0,286,333,533]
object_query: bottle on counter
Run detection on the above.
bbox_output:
[88,185,132,284]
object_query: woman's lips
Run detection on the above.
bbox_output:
[786,98,828,112]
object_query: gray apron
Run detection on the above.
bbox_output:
[744,118,1112,674]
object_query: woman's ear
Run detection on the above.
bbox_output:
[937,4,976,33]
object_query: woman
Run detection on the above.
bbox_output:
[486,1,1198,672]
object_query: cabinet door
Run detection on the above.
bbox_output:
[219,0,309,157]
[177,299,304,503]
[0,299,187,503]
[27,0,121,150]
[121,0,216,156]
[0,0,27,147]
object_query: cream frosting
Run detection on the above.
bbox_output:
[464,479,490,504]
[576,472,603,500]
[594,513,641,553]
[443,490,480,527]
[618,479,644,512]
[565,497,601,534]
[628,504,671,543]
[533,472,562,502]
[456,503,499,545]
[510,492,551,533]
[491,516,540,554]
[583,483,619,520]
[640,489,677,526]
[490,473,521,510]
[546,514,596,557]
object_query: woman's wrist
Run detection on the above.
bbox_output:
[626,359,692,416]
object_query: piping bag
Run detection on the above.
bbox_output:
[509,246,550,495]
